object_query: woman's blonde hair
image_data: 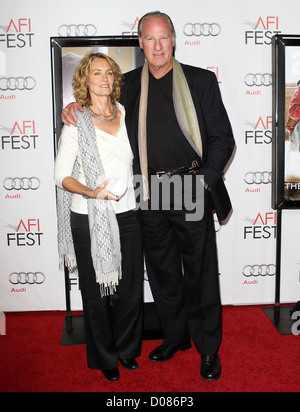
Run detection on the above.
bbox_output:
[72,52,124,106]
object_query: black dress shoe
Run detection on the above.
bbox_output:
[101,367,120,382]
[119,358,139,370]
[200,354,222,381]
[149,339,191,362]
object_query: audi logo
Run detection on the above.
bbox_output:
[245,73,272,87]
[0,77,36,91]
[4,177,41,191]
[244,171,272,185]
[9,272,46,285]
[183,23,221,37]
[58,24,97,37]
[243,265,276,277]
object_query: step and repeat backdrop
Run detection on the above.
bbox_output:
[1,0,300,312]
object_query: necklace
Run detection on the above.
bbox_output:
[88,105,118,123]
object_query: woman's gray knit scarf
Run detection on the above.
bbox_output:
[56,107,122,297]
[138,58,203,200]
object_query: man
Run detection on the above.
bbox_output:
[62,11,235,381]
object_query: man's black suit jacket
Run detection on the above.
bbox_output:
[120,63,235,222]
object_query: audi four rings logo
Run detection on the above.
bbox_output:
[183,23,221,37]
[9,272,46,285]
[58,24,97,37]
[0,77,36,91]
[243,265,276,277]
[4,177,41,191]
[244,171,272,185]
[245,73,272,87]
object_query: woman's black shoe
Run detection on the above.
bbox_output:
[119,358,139,370]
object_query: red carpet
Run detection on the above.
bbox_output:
[0,306,299,393]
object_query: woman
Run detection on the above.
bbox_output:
[54,53,143,382]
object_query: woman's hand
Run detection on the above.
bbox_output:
[87,179,120,202]
[62,177,120,202]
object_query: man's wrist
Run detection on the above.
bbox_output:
[204,182,212,192]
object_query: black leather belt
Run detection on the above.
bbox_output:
[149,159,200,179]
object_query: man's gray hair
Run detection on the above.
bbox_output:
[138,11,176,40]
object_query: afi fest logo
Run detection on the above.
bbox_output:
[243,211,277,240]
[1,120,38,151]
[6,218,43,246]
[0,18,34,48]
[120,17,139,36]
[244,116,272,145]
[206,66,221,83]
[244,16,281,45]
